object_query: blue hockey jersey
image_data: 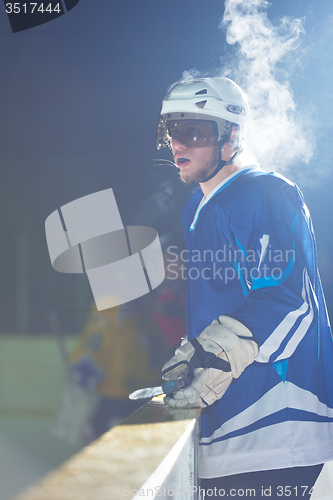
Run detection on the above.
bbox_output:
[182,166,333,478]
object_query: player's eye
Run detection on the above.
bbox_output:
[188,127,204,140]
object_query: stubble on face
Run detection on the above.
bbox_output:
[178,145,220,185]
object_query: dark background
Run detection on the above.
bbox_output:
[0,0,332,335]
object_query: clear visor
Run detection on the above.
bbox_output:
[157,117,219,149]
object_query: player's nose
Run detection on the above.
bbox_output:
[171,139,188,152]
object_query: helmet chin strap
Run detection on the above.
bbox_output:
[197,137,240,184]
[197,157,233,183]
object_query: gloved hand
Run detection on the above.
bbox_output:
[161,315,259,408]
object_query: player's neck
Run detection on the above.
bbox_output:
[199,162,242,198]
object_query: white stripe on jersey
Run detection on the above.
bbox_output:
[201,381,333,446]
[256,269,314,363]
[275,271,317,361]
[199,420,333,478]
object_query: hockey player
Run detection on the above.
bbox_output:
[156,77,333,498]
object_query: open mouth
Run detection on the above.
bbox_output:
[177,157,190,166]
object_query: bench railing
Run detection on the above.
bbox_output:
[13,396,202,500]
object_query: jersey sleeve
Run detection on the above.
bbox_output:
[220,175,320,365]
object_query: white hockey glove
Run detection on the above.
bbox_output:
[161,315,259,408]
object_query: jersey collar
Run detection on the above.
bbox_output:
[190,164,260,232]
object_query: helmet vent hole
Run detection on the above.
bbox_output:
[227,104,244,115]
[195,100,207,109]
[195,89,207,95]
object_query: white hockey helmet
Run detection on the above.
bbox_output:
[157,77,249,150]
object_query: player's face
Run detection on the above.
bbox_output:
[168,120,220,184]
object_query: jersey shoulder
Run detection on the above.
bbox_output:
[215,170,304,229]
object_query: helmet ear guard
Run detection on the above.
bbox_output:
[197,124,241,184]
